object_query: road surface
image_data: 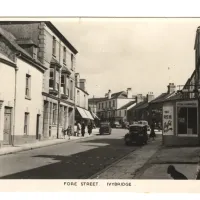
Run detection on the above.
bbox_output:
[0,128,139,179]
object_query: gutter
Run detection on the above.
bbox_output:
[12,52,21,146]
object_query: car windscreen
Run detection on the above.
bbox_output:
[129,126,142,132]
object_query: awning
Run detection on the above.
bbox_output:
[84,110,94,120]
[76,107,88,119]
[91,112,100,120]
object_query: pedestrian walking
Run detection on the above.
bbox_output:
[167,165,188,180]
[81,121,85,137]
[74,123,78,136]
[149,121,156,140]
[77,122,81,137]
[67,125,72,140]
[88,121,93,135]
[62,127,67,139]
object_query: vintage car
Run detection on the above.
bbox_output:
[138,120,150,131]
[99,122,112,135]
[113,121,122,128]
[124,124,148,145]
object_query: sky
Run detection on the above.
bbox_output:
[53,18,200,98]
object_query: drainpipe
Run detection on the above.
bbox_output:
[57,41,61,139]
[12,52,21,146]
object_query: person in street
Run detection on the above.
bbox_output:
[74,122,78,136]
[77,122,81,137]
[81,121,85,137]
[88,121,93,135]
[62,127,67,139]
[167,165,188,180]
[149,121,156,140]
[67,125,72,140]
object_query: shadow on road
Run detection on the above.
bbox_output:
[0,137,137,179]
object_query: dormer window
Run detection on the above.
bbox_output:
[33,46,37,60]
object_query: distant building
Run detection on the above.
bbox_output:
[75,73,93,124]
[96,88,136,124]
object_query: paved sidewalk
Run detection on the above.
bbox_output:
[90,136,162,179]
[136,144,200,179]
[0,129,98,156]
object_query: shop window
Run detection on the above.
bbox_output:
[177,107,197,135]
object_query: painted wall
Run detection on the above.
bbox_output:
[75,87,88,109]
[14,58,43,137]
[117,98,134,109]
[0,57,15,142]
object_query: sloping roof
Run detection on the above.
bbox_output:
[111,91,127,99]
[149,92,176,104]
[129,100,148,111]
[16,38,38,46]
[119,101,136,110]
[0,27,46,70]
[88,97,107,103]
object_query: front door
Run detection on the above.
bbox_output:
[36,114,40,140]
[3,107,12,145]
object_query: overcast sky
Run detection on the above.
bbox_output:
[53,18,200,98]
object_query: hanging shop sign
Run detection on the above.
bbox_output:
[163,104,174,135]
[176,100,198,108]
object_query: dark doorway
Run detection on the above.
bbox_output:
[36,114,40,140]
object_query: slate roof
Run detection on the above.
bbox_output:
[88,98,107,103]
[0,27,45,69]
[129,100,148,111]
[149,91,176,104]
[119,101,136,110]
[111,91,127,99]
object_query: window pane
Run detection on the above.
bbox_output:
[188,107,197,135]
[177,107,187,134]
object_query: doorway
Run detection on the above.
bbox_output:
[3,107,12,145]
[36,114,40,140]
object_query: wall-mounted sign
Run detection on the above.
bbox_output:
[163,104,174,135]
[176,100,198,108]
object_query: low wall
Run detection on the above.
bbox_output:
[163,135,200,147]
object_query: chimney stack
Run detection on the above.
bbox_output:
[146,92,154,102]
[136,94,143,104]
[127,88,132,98]
[80,79,86,91]
[108,89,111,99]
[167,83,176,94]
[75,73,80,87]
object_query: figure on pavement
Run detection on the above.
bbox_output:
[74,122,78,136]
[149,121,156,140]
[77,122,81,137]
[88,121,93,135]
[67,125,72,140]
[62,127,67,139]
[167,165,188,180]
[81,121,85,137]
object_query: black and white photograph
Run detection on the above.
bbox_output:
[0,17,200,181]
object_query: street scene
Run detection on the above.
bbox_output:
[1,18,200,179]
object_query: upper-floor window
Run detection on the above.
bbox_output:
[71,54,74,70]
[113,100,115,107]
[63,47,66,64]
[25,74,31,99]
[49,68,54,88]
[109,101,111,108]
[52,37,56,56]
[70,80,73,100]
[77,90,80,105]
[119,110,121,117]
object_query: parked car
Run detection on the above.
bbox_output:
[113,121,122,128]
[99,122,112,135]
[138,120,150,131]
[122,122,129,129]
[124,124,148,145]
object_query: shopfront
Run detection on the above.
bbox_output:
[163,99,199,146]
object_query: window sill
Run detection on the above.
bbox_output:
[52,54,56,58]
[25,96,31,100]
[177,134,198,137]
